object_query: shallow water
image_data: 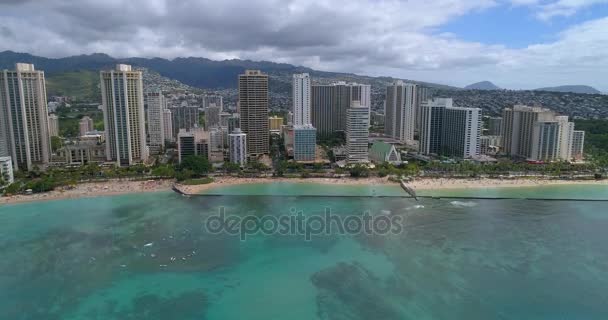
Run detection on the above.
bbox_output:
[1,184,608,319]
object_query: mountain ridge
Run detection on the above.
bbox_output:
[0,50,457,91]
[534,85,601,95]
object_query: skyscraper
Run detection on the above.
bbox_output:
[0,63,51,171]
[48,114,59,137]
[414,85,429,133]
[238,70,269,156]
[100,64,148,166]
[146,91,166,155]
[163,109,174,142]
[312,82,371,137]
[442,106,482,158]
[346,101,370,163]
[419,98,450,155]
[229,128,247,167]
[177,128,209,164]
[385,81,416,143]
[292,73,311,126]
[79,116,95,136]
[227,113,240,134]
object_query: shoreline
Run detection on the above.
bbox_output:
[176,176,608,195]
[0,179,174,205]
[2,177,607,205]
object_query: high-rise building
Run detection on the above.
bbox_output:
[502,105,554,159]
[79,116,95,137]
[171,106,200,137]
[238,70,269,157]
[502,105,577,161]
[48,114,59,137]
[206,103,221,129]
[0,156,14,185]
[177,128,209,164]
[312,82,371,137]
[100,64,148,166]
[419,98,450,155]
[442,106,482,158]
[146,91,166,155]
[345,101,370,163]
[269,116,283,132]
[229,128,247,167]
[0,63,51,171]
[228,113,240,134]
[384,81,416,143]
[486,116,503,136]
[414,85,429,133]
[162,109,174,142]
[292,73,311,126]
[571,130,585,161]
[203,95,223,109]
[293,124,316,162]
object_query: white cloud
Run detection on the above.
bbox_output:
[510,0,608,20]
[0,0,607,90]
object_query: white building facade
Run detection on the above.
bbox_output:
[293,124,316,162]
[229,128,247,167]
[292,73,311,126]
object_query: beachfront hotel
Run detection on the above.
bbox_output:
[502,105,578,161]
[571,130,585,161]
[0,63,52,171]
[146,91,166,155]
[346,101,370,163]
[100,64,148,166]
[419,98,481,158]
[238,70,269,157]
[293,124,316,162]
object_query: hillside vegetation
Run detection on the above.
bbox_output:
[46,70,100,101]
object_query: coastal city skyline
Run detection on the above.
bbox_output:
[2,2,608,319]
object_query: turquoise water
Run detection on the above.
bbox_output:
[1,184,608,319]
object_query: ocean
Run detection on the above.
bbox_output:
[1,183,607,319]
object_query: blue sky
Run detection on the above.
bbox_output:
[1,0,608,91]
[441,4,608,49]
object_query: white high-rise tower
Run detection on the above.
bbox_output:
[0,63,51,171]
[101,64,148,166]
[292,73,311,126]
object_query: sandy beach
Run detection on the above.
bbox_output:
[2,176,607,204]
[176,176,608,195]
[1,179,174,205]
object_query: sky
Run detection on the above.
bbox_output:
[1,0,607,91]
